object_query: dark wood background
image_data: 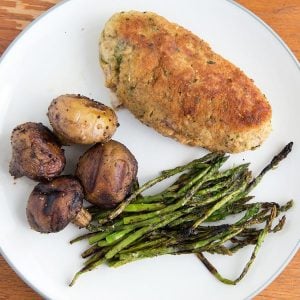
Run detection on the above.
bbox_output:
[0,0,299,299]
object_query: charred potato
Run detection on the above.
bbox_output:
[26,176,91,233]
[48,94,118,144]
[76,140,138,208]
[9,122,65,181]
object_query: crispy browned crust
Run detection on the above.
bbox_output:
[100,11,272,153]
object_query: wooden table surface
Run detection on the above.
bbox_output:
[0,0,299,299]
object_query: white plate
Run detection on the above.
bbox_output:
[0,0,299,299]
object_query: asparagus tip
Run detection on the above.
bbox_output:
[272,215,286,233]
[69,272,81,287]
[285,142,294,152]
[280,200,294,212]
[271,142,294,167]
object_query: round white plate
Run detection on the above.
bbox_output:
[0,0,299,299]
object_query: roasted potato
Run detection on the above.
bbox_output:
[9,122,65,181]
[26,176,89,233]
[76,140,138,208]
[48,94,118,144]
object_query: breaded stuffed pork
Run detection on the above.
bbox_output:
[100,11,272,153]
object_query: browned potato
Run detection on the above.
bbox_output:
[48,94,118,144]
[9,122,65,181]
[26,176,90,233]
[76,140,138,208]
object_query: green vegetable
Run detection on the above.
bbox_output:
[69,143,293,286]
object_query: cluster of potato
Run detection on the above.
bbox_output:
[9,94,137,233]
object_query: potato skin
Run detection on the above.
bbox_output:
[48,94,118,144]
[76,140,138,208]
[9,122,65,181]
[26,176,83,233]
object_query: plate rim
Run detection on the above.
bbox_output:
[0,0,299,299]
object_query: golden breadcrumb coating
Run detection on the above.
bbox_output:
[100,11,272,153]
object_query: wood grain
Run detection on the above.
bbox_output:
[0,1,299,299]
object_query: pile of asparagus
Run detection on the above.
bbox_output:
[70,143,293,286]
